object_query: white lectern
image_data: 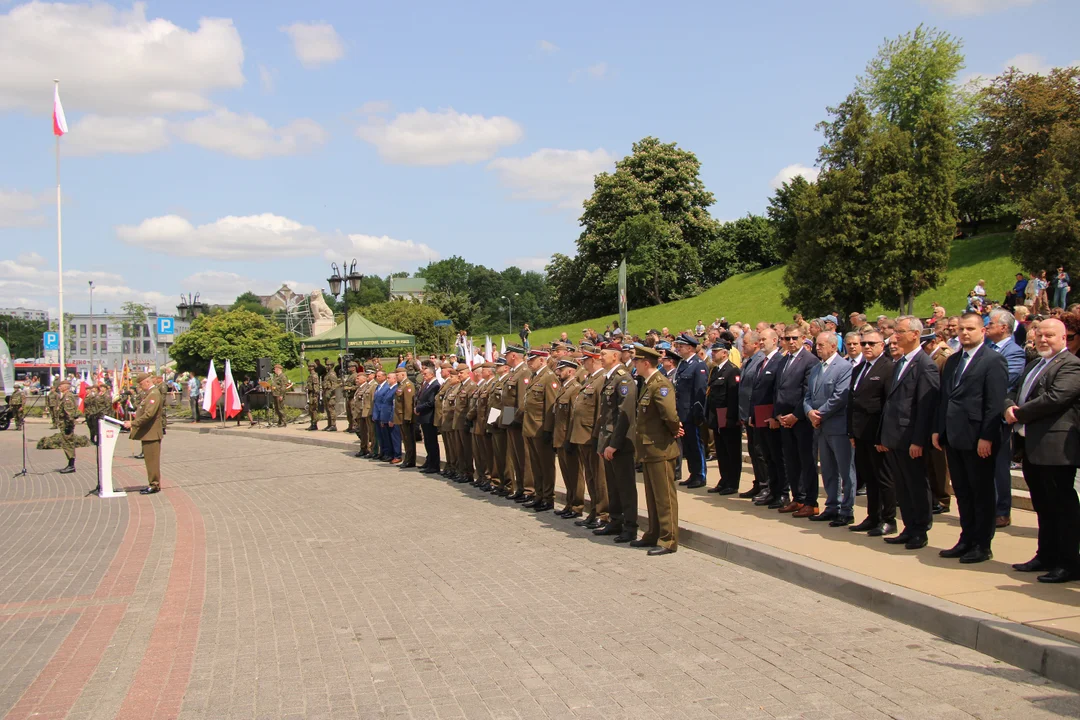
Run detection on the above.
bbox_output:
[97,416,127,498]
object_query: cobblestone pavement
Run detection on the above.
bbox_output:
[1,423,1079,720]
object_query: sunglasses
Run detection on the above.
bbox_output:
[859,341,882,347]
[782,336,800,340]
[1069,334,1078,341]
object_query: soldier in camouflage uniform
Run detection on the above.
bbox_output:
[8,383,25,430]
[305,363,321,430]
[322,362,340,431]
[269,364,292,427]
[343,361,359,433]
[84,384,103,445]
[47,382,60,428]
[56,380,79,473]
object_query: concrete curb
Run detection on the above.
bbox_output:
[170,423,1080,692]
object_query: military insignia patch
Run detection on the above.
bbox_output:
[619,385,628,396]
[659,387,669,397]
[552,382,558,389]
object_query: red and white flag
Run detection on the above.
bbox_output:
[201,359,222,419]
[222,359,242,419]
[53,85,68,136]
[484,336,493,363]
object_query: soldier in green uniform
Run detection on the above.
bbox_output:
[500,345,531,501]
[553,359,584,518]
[84,383,102,445]
[124,372,165,494]
[9,383,25,430]
[322,362,340,431]
[153,375,168,436]
[523,350,558,511]
[631,344,683,555]
[56,379,79,474]
[361,369,379,457]
[343,361,359,433]
[433,364,454,475]
[487,359,511,494]
[440,369,462,478]
[472,363,496,489]
[270,363,292,427]
[451,365,475,482]
[593,343,638,543]
[351,369,370,457]
[572,349,609,528]
[305,363,321,430]
[47,381,60,428]
[394,367,417,468]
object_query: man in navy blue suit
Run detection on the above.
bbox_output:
[673,333,708,489]
[773,325,818,516]
[372,371,394,460]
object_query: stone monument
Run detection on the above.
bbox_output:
[309,289,337,336]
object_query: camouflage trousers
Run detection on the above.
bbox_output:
[322,393,337,428]
[60,423,76,461]
[307,397,320,423]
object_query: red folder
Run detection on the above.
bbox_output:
[753,404,774,427]
[715,408,728,429]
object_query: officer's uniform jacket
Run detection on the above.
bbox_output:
[634,370,681,462]
[553,376,582,449]
[597,364,636,452]
[523,366,558,438]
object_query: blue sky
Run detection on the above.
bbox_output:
[1,0,1077,317]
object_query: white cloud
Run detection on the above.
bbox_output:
[920,0,1037,15]
[539,39,558,53]
[0,189,46,227]
[173,109,328,159]
[487,148,615,209]
[259,65,275,93]
[504,256,549,272]
[280,279,319,296]
[570,62,608,82]
[356,107,523,165]
[180,270,256,304]
[281,21,344,68]
[961,52,1080,88]
[117,213,323,260]
[17,252,46,267]
[0,1,244,114]
[65,115,170,156]
[769,163,820,190]
[0,258,156,311]
[325,234,440,274]
[356,100,392,116]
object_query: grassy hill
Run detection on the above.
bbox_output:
[530,232,1019,341]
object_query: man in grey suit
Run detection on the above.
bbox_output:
[737,332,769,498]
[805,332,856,525]
[986,308,1028,528]
[933,313,1009,564]
[1005,318,1080,584]
[877,316,941,550]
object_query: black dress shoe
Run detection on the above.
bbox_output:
[522,498,539,508]
[515,494,533,504]
[678,478,690,486]
[707,485,724,493]
[809,511,838,522]
[829,516,854,527]
[848,518,879,532]
[613,532,635,543]
[767,494,790,510]
[1037,568,1080,583]
[716,487,738,495]
[354,451,366,457]
[533,501,553,512]
[931,503,947,514]
[133,454,144,460]
[1012,557,1049,573]
[685,479,706,489]
[739,486,763,499]
[883,531,912,545]
[960,548,993,564]
[753,493,776,506]
[139,486,160,495]
[867,522,896,537]
[904,535,928,550]
[574,516,596,527]
[628,539,656,548]
[647,547,675,556]
[939,542,972,559]
[478,483,492,491]
[593,524,622,536]
[583,518,605,529]
[508,491,526,501]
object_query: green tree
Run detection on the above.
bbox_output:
[614,213,700,305]
[120,302,150,360]
[170,309,299,375]
[1014,124,1080,272]
[426,291,479,332]
[361,300,450,354]
[0,315,48,358]
[766,176,812,262]
[713,214,782,279]
[230,291,271,316]
[549,136,721,319]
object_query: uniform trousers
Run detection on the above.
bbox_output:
[945,444,999,550]
[480,433,494,479]
[576,441,608,521]
[885,449,932,535]
[401,421,416,465]
[507,426,528,494]
[421,422,440,469]
[681,420,707,481]
[88,416,101,446]
[603,446,637,531]
[854,437,895,524]
[273,396,286,426]
[927,445,951,509]
[471,433,488,479]
[142,439,162,489]
[642,458,679,550]
[323,396,337,429]
[527,434,556,502]
[1022,460,1080,573]
[457,429,474,478]
[712,425,742,491]
[365,416,378,455]
[356,417,371,454]
[557,443,584,512]
[491,430,509,487]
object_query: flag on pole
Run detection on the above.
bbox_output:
[484,336,493,363]
[222,359,242,419]
[53,85,68,136]
[618,258,628,336]
[201,359,222,419]
[77,377,87,413]
[500,337,506,355]
[465,337,475,369]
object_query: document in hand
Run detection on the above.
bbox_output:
[487,407,501,425]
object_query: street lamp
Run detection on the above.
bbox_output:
[176,292,207,322]
[88,281,94,375]
[500,293,519,335]
[327,260,363,359]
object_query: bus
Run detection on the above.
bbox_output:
[13,363,78,393]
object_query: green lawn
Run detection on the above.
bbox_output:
[531,232,1020,341]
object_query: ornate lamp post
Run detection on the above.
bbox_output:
[327,260,363,358]
[176,293,207,322]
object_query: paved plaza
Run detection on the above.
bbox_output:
[1,424,1079,720]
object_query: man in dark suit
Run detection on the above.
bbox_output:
[737,332,769,498]
[773,326,819,516]
[877,316,940,550]
[706,341,742,494]
[986,308,1028,528]
[1005,318,1080,583]
[933,313,1009,564]
[413,366,441,473]
[750,329,788,508]
[673,334,709,488]
[847,329,896,536]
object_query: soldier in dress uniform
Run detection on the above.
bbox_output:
[124,372,165,494]
[344,361,359,433]
[631,344,683,555]
[434,363,456,476]
[322,362,340,431]
[593,343,638,543]
[305,363,322,430]
[362,368,380,457]
[270,363,293,427]
[351,369,370,457]
[394,367,417,468]
[56,379,79,474]
[553,358,584,518]
[488,359,512,494]
[673,333,709,489]
[705,341,743,494]
[572,348,609,528]
[9,383,25,430]
[500,345,532,501]
[452,364,476,481]
[470,363,496,489]
[523,349,558,511]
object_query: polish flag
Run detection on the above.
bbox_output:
[222,359,242,419]
[500,337,506,355]
[77,378,87,413]
[201,359,222,419]
[484,336,493,363]
[53,85,68,136]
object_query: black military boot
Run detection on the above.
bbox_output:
[59,459,75,474]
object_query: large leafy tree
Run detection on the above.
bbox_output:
[548,136,721,319]
[1,315,48,358]
[1014,123,1080,271]
[766,176,812,262]
[231,291,270,316]
[361,300,451,355]
[170,309,299,375]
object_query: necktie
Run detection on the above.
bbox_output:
[892,355,907,383]
[954,352,970,387]
[1019,358,1049,404]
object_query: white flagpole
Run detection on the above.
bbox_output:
[55,79,65,382]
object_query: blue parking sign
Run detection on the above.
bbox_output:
[43,331,59,350]
[157,317,175,335]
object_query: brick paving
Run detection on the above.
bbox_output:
[1,421,1079,719]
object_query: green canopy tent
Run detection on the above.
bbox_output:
[301,312,415,351]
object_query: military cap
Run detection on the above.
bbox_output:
[632,343,662,361]
[920,332,937,345]
[555,358,579,370]
[504,344,526,354]
[480,362,496,369]
[580,348,600,359]
[57,378,72,387]
[440,361,454,369]
[495,357,508,366]
[710,340,731,351]
[134,372,152,382]
[597,342,620,352]
[662,348,681,362]
[527,349,549,359]
[620,343,635,352]
[673,333,699,347]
